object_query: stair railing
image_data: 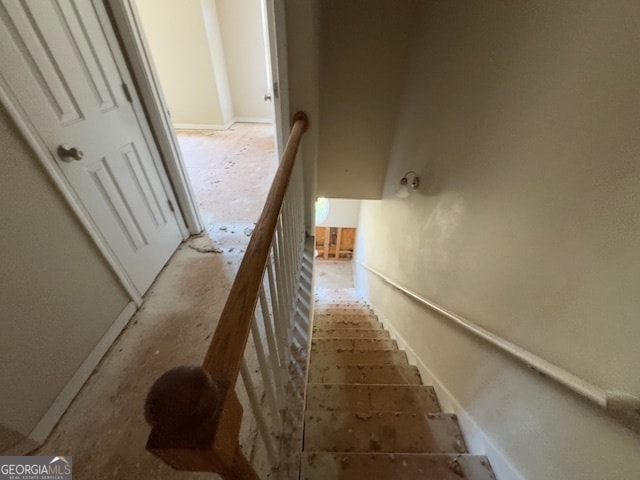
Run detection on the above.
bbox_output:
[361,262,640,436]
[143,112,309,479]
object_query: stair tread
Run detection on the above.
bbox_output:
[315,292,362,298]
[300,452,495,480]
[306,384,441,412]
[314,297,364,302]
[315,297,364,301]
[304,411,467,453]
[315,300,369,304]
[314,318,383,329]
[308,365,423,385]
[311,338,398,351]
[309,349,408,367]
[313,328,390,339]
[315,308,375,315]
[314,313,378,320]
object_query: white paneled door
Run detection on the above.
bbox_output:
[0,0,184,294]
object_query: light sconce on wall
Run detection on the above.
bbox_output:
[395,171,420,198]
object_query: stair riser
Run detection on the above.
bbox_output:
[314,298,368,303]
[301,453,496,480]
[314,314,378,321]
[315,289,363,295]
[315,297,364,302]
[316,297,367,301]
[308,365,423,385]
[311,338,398,351]
[309,350,408,368]
[312,329,390,339]
[315,308,375,315]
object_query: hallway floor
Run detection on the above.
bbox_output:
[34,124,279,479]
[314,259,354,289]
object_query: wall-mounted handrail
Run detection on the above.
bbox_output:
[143,112,309,479]
[361,262,640,435]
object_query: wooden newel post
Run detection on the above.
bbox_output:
[144,366,260,479]
[292,110,309,132]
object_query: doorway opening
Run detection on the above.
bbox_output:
[176,125,277,257]
[314,198,362,289]
[133,0,277,255]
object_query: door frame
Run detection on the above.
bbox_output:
[107,0,291,207]
[106,0,204,236]
[262,0,290,158]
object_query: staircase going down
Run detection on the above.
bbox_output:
[301,288,496,479]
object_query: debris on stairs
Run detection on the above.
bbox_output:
[301,288,496,480]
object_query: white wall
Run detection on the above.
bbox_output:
[353,1,640,478]
[317,198,360,228]
[0,106,131,451]
[135,0,271,128]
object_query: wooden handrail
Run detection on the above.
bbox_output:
[144,112,309,477]
[202,111,308,382]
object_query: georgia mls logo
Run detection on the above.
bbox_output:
[0,456,72,479]
[49,457,71,472]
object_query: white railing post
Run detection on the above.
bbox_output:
[276,219,293,320]
[285,197,299,292]
[250,315,282,431]
[266,253,289,373]
[239,358,278,468]
[275,221,290,324]
[258,283,287,407]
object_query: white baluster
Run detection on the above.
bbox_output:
[258,284,286,409]
[250,316,283,431]
[240,358,278,468]
[267,252,289,373]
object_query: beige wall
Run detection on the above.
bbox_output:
[136,0,271,127]
[0,106,130,447]
[136,0,227,126]
[285,0,320,231]
[354,1,640,478]
[217,0,272,121]
[316,0,420,199]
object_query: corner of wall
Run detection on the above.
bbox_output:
[200,0,235,124]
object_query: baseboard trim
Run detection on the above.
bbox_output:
[370,305,524,480]
[173,122,234,131]
[233,117,273,124]
[173,118,273,131]
[24,301,138,449]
